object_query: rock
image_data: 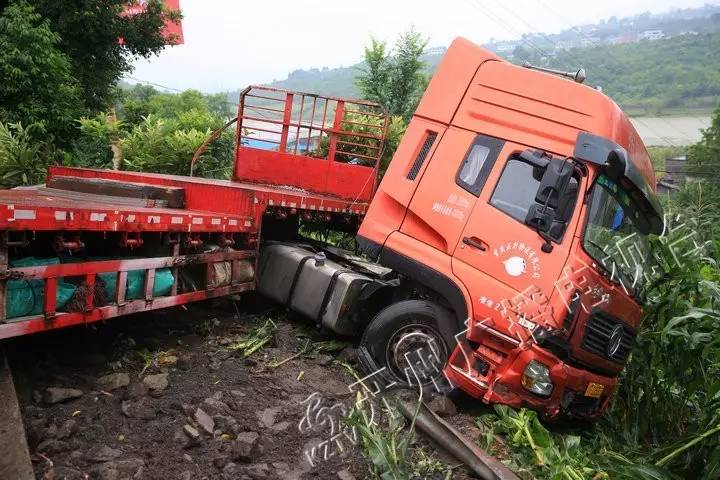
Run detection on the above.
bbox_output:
[231,431,261,462]
[214,415,240,435]
[179,472,193,480]
[121,400,156,420]
[337,469,355,480]
[271,421,291,432]
[177,355,193,371]
[124,382,148,400]
[173,428,190,448]
[194,408,215,434]
[222,463,243,479]
[183,424,201,443]
[336,346,358,364]
[427,395,457,417]
[88,458,144,480]
[244,463,270,479]
[230,390,246,399]
[142,373,168,395]
[183,453,193,463]
[315,354,333,366]
[52,466,84,480]
[84,445,121,463]
[257,407,280,429]
[213,455,231,469]
[96,373,130,392]
[43,387,83,404]
[56,419,78,440]
[36,439,72,455]
[27,418,49,445]
[272,462,290,474]
[202,393,230,416]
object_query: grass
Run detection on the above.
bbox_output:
[136,349,177,376]
[476,195,720,480]
[345,392,454,480]
[227,319,277,357]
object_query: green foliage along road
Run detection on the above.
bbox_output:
[516,31,720,116]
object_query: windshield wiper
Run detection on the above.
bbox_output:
[587,240,639,295]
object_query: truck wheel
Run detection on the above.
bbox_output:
[359,300,455,391]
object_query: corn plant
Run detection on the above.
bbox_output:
[344,393,413,480]
[228,319,276,357]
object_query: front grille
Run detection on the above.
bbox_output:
[581,312,635,364]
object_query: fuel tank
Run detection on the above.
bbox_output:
[257,242,373,335]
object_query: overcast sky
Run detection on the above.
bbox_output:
[128,0,713,93]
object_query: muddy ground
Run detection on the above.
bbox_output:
[5,294,493,480]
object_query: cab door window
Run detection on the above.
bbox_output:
[490,157,579,242]
[455,135,504,196]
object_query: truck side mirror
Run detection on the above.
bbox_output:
[525,158,575,248]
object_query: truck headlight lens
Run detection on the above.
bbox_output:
[521,360,553,397]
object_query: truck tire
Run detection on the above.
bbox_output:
[358,300,456,392]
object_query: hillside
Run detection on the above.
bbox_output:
[235,7,720,116]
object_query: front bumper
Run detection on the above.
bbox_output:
[444,331,618,420]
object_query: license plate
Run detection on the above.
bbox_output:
[585,382,604,398]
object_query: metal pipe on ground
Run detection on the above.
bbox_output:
[396,395,519,480]
[0,348,34,480]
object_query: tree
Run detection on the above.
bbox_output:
[689,105,720,171]
[28,0,180,112]
[356,30,429,121]
[0,2,84,144]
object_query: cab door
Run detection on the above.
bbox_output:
[399,129,505,257]
[451,142,583,309]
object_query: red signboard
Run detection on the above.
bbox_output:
[123,0,184,45]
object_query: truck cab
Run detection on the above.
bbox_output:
[354,37,663,419]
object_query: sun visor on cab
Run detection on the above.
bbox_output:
[573,132,664,235]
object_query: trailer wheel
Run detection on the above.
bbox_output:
[359,300,455,391]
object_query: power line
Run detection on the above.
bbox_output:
[463,0,552,59]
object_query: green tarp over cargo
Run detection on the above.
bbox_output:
[97,269,174,300]
[5,257,175,319]
[6,258,76,319]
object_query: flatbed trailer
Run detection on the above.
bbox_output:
[0,86,388,340]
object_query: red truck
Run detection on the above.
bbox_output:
[0,37,662,421]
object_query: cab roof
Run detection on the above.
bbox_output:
[415,37,656,191]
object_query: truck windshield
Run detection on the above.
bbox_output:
[583,174,651,294]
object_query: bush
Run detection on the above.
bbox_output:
[121,113,233,178]
[0,122,59,188]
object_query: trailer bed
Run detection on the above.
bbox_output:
[0,86,386,340]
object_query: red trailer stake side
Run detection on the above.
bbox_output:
[0,87,387,340]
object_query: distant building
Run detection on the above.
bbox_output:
[639,30,665,41]
[579,37,598,47]
[555,40,580,50]
[656,156,692,195]
[656,180,680,195]
[493,41,518,53]
[424,46,447,56]
[607,33,638,45]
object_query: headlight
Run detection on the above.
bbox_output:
[521,360,554,397]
